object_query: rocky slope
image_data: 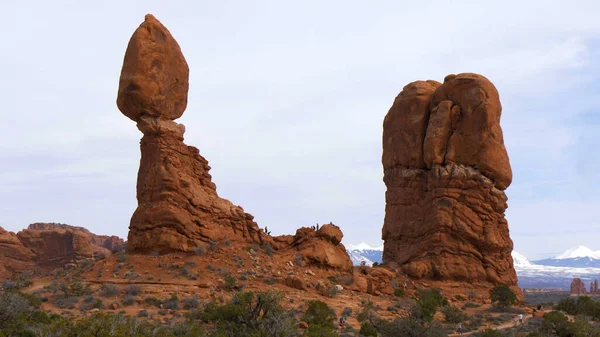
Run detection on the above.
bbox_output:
[381,74,520,297]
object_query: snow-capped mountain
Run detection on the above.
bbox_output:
[345,243,383,266]
[512,251,532,266]
[347,244,600,290]
[533,246,600,268]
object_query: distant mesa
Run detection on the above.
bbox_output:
[0,223,124,279]
[381,73,521,297]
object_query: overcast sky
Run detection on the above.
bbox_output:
[1,1,599,261]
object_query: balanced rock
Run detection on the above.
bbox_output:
[117,14,189,121]
[117,15,264,252]
[381,73,519,296]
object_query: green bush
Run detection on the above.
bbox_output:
[415,288,448,322]
[302,300,336,330]
[144,296,162,308]
[224,274,237,291]
[394,288,404,297]
[359,321,378,336]
[303,324,339,337]
[489,285,517,307]
[442,305,469,324]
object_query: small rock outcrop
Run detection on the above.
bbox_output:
[117,15,264,252]
[382,73,519,295]
[291,224,352,271]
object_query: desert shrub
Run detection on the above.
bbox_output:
[326,286,340,298]
[206,264,216,271]
[394,288,405,297]
[415,288,448,322]
[209,240,217,251]
[377,318,447,337]
[357,299,379,324]
[144,296,162,308]
[100,284,119,297]
[327,276,339,284]
[0,291,32,328]
[125,284,141,296]
[303,300,336,329]
[342,307,352,317]
[183,295,200,309]
[199,291,297,337]
[118,250,127,263]
[163,294,179,310]
[195,245,206,256]
[2,276,32,290]
[442,305,469,323]
[264,277,276,285]
[474,329,505,337]
[224,274,237,291]
[80,298,103,311]
[360,321,378,336]
[55,296,79,309]
[261,244,274,256]
[489,285,517,307]
[294,254,305,267]
[304,324,339,337]
[123,294,135,306]
[137,309,149,318]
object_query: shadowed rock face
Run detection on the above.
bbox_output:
[117,15,264,252]
[382,73,519,294]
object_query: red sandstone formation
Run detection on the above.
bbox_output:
[0,226,36,279]
[17,223,124,269]
[571,278,587,295]
[117,15,266,252]
[381,73,519,295]
[291,224,352,271]
[116,15,352,273]
[0,223,125,279]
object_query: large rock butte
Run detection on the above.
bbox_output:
[117,15,266,252]
[381,73,519,295]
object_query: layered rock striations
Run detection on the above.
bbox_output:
[382,73,519,293]
[117,15,264,252]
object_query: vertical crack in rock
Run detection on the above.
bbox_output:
[382,73,520,297]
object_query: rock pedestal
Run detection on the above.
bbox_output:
[117,15,264,252]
